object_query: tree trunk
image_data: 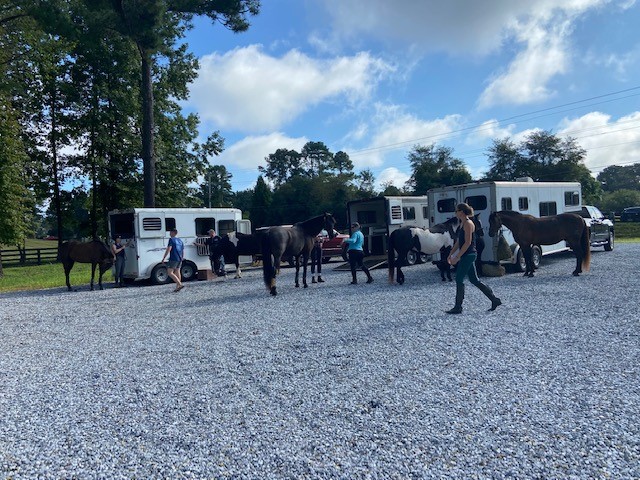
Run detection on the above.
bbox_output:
[90,78,98,239]
[140,47,155,207]
[50,86,63,249]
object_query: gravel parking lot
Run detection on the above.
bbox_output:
[1,244,639,479]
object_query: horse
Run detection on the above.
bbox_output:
[388,216,459,285]
[488,210,590,277]
[58,240,115,291]
[433,245,454,281]
[262,213,336,296]
[215,231,262,278]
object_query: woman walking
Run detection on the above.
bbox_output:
[447,203,501,314]
[343,222,373,285]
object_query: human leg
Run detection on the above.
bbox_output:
[467,259,501,311]
[348,251,358,284]
[446,255,474,314]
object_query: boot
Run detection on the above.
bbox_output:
[477,283,502,311]
[363,267,373,283]
[350,271,358,285]
[317,276,324,283]
[446,284,464,314]
[312,276,317,284]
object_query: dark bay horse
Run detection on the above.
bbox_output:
[388,216,459,285]
[215,231,262,278]
[58,240,115,291]
[488,210,590,277]
[262,213,336,296]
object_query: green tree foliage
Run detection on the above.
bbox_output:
[250,176,271,229]
[406,144,472,194]
[484,131,602,204]
[199,165,233,208]
[599,189,640,214]
[301,141,333,176]
[259,148,303,187]
[597,164,640,192]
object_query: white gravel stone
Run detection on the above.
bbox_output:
[1,245,639,478]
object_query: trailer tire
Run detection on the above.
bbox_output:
[180,261,197,282]
[604,230,614,251]
[150,264,170,285]
[406,250,417,266]
[417,253,429,264]
[515,246,541,272]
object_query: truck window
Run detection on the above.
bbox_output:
[218,219,235,235]
[165,217,176,231]
[195,217,216,235]
[403,206,416,220]
[564,191,580,206]
[501,198,513,211]
[143,217,162,231]
[437,198,456,213]
[518,197,529,211]
[465,195,487,211]
[539,202,557,217]
[356,211,377,224]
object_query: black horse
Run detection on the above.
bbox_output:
[473,213,485,276]
[58,240,115,291]
[489,210,590,277]
[262,213,336,296]
[215,231,262,278]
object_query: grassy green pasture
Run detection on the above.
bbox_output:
[0,262,98,293]
[615,222,640,241]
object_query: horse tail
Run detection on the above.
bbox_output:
[262,231,274,290]
[581,222,591,272]
[388,230,395,283]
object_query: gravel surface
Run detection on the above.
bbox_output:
[1,244,639,479]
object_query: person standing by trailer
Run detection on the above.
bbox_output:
[161,229,185,292]
[343,222,373,285]
[311,229,328,284]
[446,203,501,314]
[204,229,226,277]
[111,235,127,287]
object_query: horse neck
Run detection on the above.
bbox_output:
[299,215,325,236]
[498,211,521,230]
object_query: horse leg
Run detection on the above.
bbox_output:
[570,243,582,276]
[397,264,404,285]
[294,255,301,288]
[235,261,242,279]
[521,246,534,277]
[302,253,309,288]
[64,261,74,291]
[90,262,97,290]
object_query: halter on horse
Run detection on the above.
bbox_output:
[262,213,336,296]
[488,210,590,277]
[388,216,459,285]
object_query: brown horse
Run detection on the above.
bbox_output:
[488,210,590,277]
[58,240,115,291]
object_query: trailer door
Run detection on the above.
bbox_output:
[387,198,404,225]
[137,212,166,239]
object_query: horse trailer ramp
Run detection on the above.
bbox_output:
[332,255,388,271]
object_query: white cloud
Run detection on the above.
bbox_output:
[218,132,308,171]
[557,111,640,172]
[347,104,463,169]
[186,45,393,132]
[376,167,410,190]
[469,120,516,143]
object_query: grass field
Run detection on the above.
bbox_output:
[0,262,98,293]
[0,238,58,251]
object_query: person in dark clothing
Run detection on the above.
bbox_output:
[204,229,226,276]
[446,203,501,314]
[111,235,127,287]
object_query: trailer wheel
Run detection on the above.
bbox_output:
[180,261,197,282]
[406,250,417,266]
[515,246,541,272]
[417,253,429,264]
[150,264,170,285]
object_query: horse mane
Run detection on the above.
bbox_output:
[428,216,458,235]
[93,239,112,258]
[295,213,330,236]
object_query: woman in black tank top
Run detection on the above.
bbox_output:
[446,203,501,314]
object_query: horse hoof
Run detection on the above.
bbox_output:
[303,284,308,288]
[270,287,277,296]
[295,284,300,288]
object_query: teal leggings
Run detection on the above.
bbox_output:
[456,253,481,286]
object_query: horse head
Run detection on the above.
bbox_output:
[323,213,337,239]
[445,216,460,239]
[473,213,484,237]
[488,212,501,237]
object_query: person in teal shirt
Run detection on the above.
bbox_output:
[343,222,373,285]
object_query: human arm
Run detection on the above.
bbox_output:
[449,221,473,265]
[161,239,173,262]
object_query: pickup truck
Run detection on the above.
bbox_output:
[579,205,614,251]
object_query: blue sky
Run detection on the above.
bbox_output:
[179,0,640,192]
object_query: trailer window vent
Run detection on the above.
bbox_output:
[142,217,162,231]
[391,205,402,220]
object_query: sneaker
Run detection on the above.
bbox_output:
[174,284,185,292]
[317,277,325,283]
[366,277,374,284]
[350,281,358,285]
[446,307,462,314]
[312,277,317,284]
[489,298,502,311]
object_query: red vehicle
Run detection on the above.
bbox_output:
[320,232,349,263]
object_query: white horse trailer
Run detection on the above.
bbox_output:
[427,179,582,271]
[346,196,430,264]
[108,208,251,284]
